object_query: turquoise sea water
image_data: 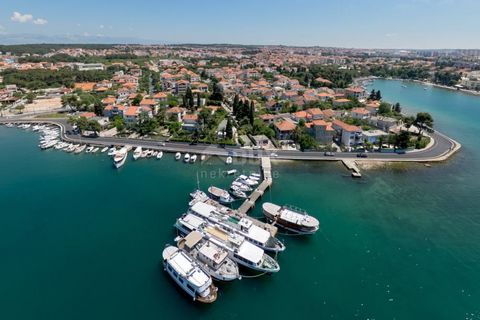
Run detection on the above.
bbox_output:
[0,79,479,319]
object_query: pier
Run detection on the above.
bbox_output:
[238,157,273,215]
[342,159,362,177]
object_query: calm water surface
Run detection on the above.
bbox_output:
[0,79,479,319]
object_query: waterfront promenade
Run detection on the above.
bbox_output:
[0,117,461,163]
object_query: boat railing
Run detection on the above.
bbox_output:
[283,204,308,215]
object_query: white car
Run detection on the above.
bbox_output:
[270,152,278,157]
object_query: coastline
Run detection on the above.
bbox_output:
[356,76,480,97]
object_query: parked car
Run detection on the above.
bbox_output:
[324,152,335,157]
[357,153,368,158]
[270,152,278,157]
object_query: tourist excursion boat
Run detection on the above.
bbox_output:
[188,202,285,252]
[162,245,218,303]
[113,147,128,169]
[133,146,142,160]
[208,186,235,204]
[262,202,320,235]
[177,231,240,282]
[175,213,280,273]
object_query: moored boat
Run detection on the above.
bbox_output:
[208,186,234,204]
[162,245,218,303]
[190,154,197,163]
[156,151,163,159]
[184,153,191,163]
[262,202,319,234]
[177,231,240,282]
[101,146,109,153]
[113,147,128,168]
[175,214,280,273]
[175,152,182,160]
[133,146,142,160]
[74,145,86,154]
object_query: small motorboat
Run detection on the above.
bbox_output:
[107,147,117,156]
[85,146,94,153]
[226,169,237,175]
[190,154,197,163]
[133,146,142,160]
[175,152,181,160]
[184,153,191,163]
[157,151,163,159]
[101,147,109,153]
[92,147,99,153]
[226,156,233,164]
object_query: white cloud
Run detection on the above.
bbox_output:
[33,18,48,25]
[83,32,90,37]
[99,24,104,29]
[0,24,5,34]
[11,11,33,23]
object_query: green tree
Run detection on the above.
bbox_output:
[393,102,402,113]
[25,92,36,103]
[375,90,382,100]
[249,101,255,125]
[185,87,195,111]
[226,117,233,139]
[378,102,391,115]
[132,94,143,106]
[113,116,125,132]
[233,94,239,117]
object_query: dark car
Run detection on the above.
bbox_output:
[357,153,368,158]
[324,152,335,157]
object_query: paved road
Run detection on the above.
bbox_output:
[0,118,461,162]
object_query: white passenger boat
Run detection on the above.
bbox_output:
[113,147,128,168]
[188,202,285,252]
[226,169,237,175]
[190,154,197,163]
[175,214,280,273]
[133,146,142,160]
[177,231,240,282]
[262,202,320,235]
[175,152,182,160]
[184,153,191,163]
[208,186,234,204]
[162,245,218,303]
[156,151,163,159]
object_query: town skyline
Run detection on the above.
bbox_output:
[2,0,480,49]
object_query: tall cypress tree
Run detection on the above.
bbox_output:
[186,87,194,111]
[233,94,239,117]
[226,117,233,139]
[249,101,255,125]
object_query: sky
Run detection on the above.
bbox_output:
[1,0,480,49]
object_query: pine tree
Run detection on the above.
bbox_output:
[369,89,376,100]
[375,90,382,100]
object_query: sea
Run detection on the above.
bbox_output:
[0,79,479,320]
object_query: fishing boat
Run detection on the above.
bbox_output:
[92,147,99,153]
[175,152,182,160]
[133,146,142,160]
[188,202,285,252]
[175,214,280,273]
[262,202,319,235]
[200,155,206,161]
[86,146,94,153]
[156,151,163,159]
[141,150,148,158]
[162,245,218,303]
[225,156,233,164]
[177,231,240,282]
[107,147,117,156]
[101,147,109,153]
[113,147,128,168]
[208,186,234,204]
[184,153,191,163]
[190,154,197,163]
